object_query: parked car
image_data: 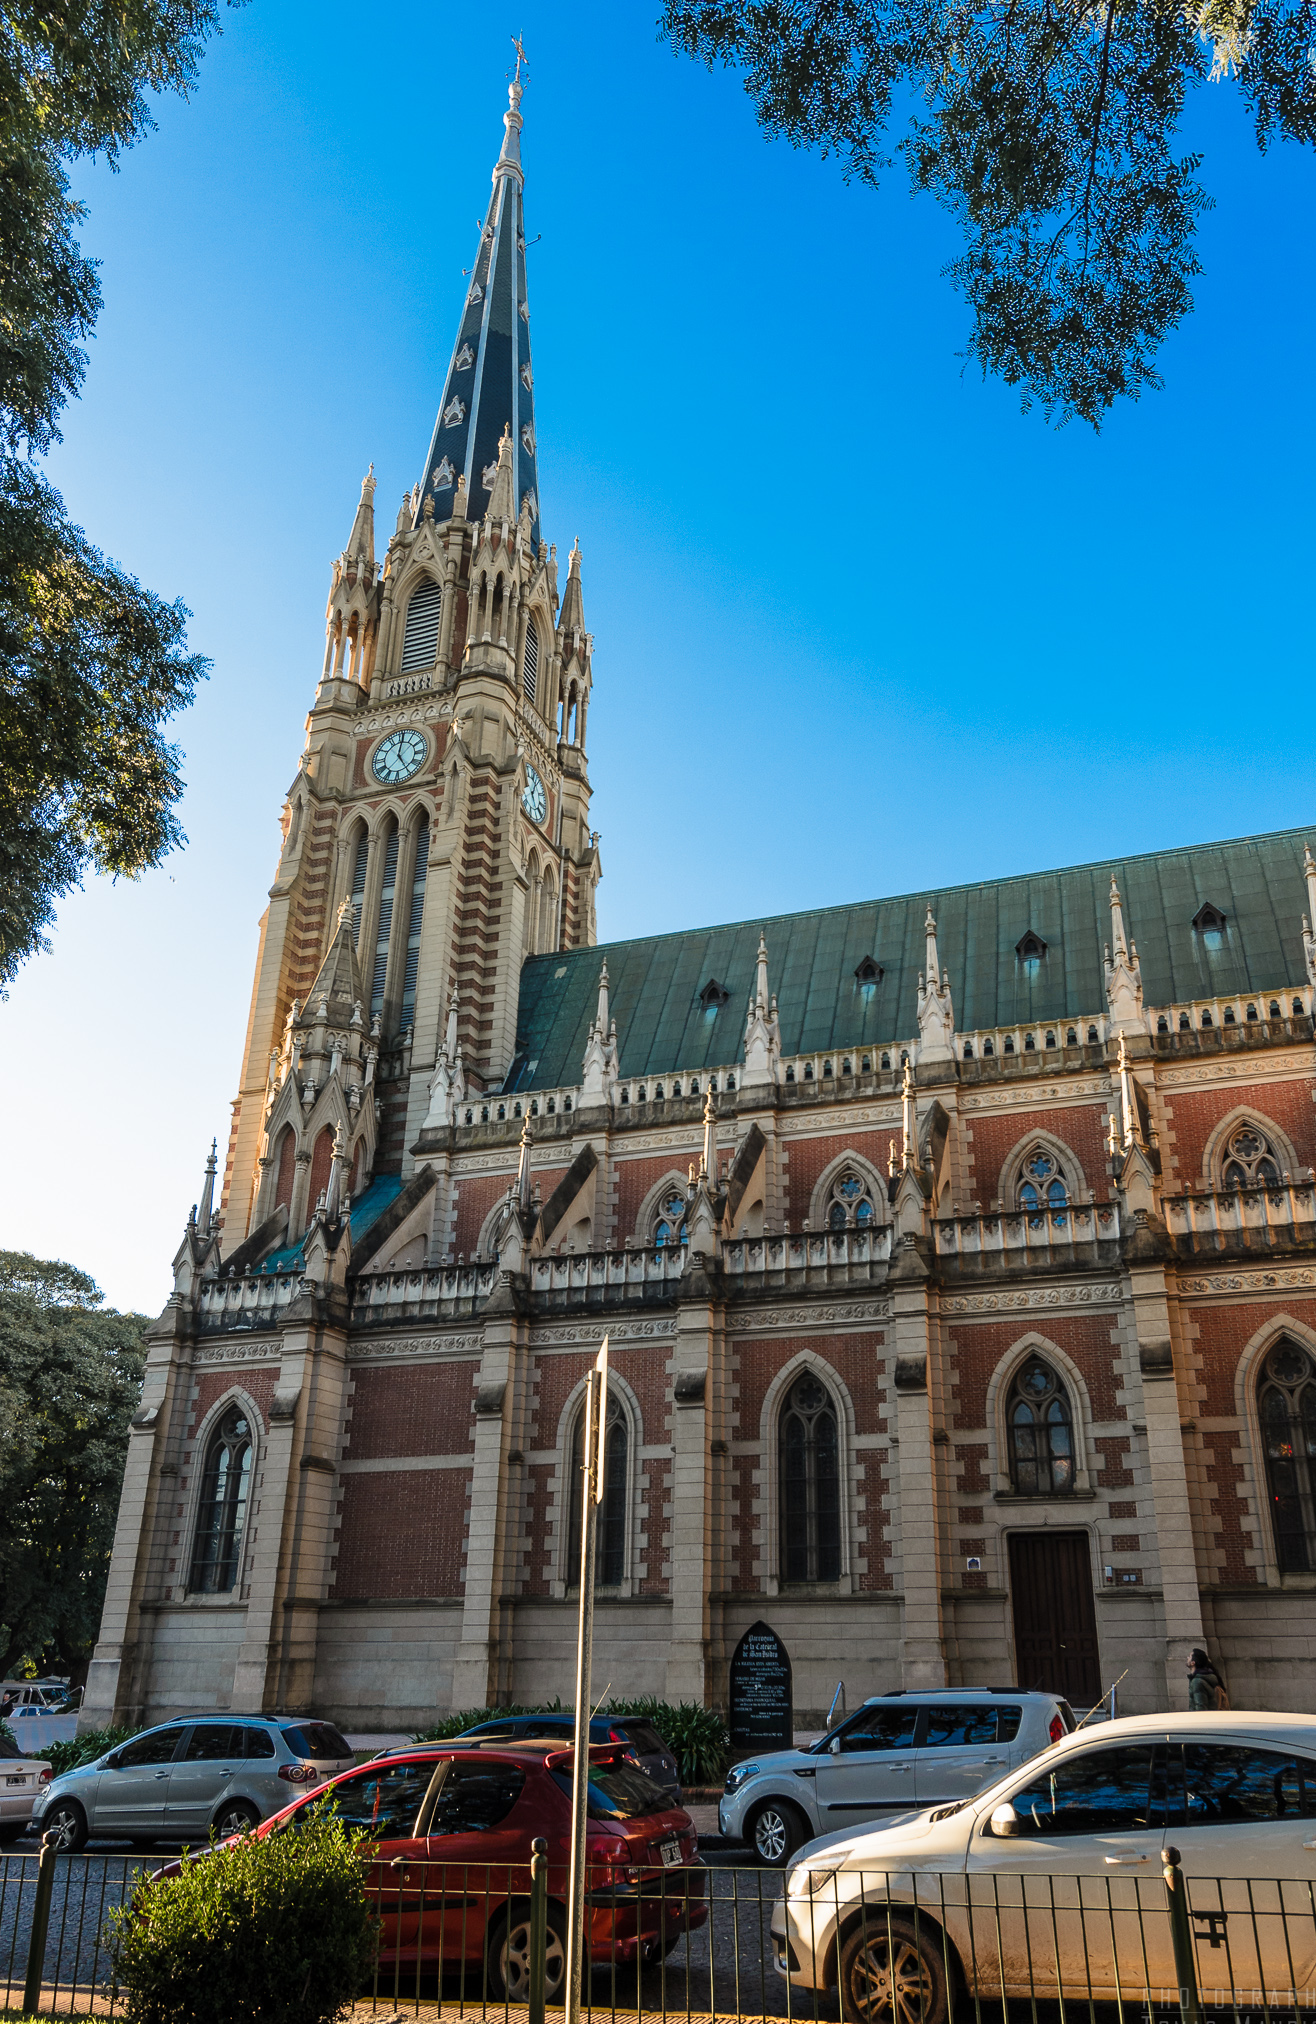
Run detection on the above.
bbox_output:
[772,1710,1316,2022]
[169,1741,707,2000]
[0,1730,52,1844]
[31,1716,356,1852]
[721,1689,1074,1863]
[455,1714,681,1803]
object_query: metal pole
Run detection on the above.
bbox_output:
[1161,1845,1202,2024]
[528,1835,548,2024]
[22,1833,58,2016]
[565,1336,609,2024]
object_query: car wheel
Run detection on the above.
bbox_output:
[212,1800,261,1840]
[41,1802,87,1855]
[487,1902,567,2003]
[837,1913,950,2024]
[749,1798,806,1866]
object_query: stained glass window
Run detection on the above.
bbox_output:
[779,1374,841,1582]
[824,1168,878,1230]
[1222,1125,1282,1189]
[188,1406,252,1594]
[654,1191,687,1247]
[1017,1149,1069,1211]
[1007,1359,1075,1496]
[1260,1340,1316,1572]
[567,1400,628,1587]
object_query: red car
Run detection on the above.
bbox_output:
[226,1741,708,2001]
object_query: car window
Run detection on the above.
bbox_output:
[430,1761,527,1832]
[279,1722,352,1759]
[612,1721,663,1755]
[303,1763,435,1839]
[835,1705,920,1753]
[549,1761,669,1820]
[1183,1745,1316,1824]
[1008,1745,1168,1836]
[116,1729,186,1769]
[243,1727,276,1759]
[183,1724,246,1762]
[923,1705,1006,1748]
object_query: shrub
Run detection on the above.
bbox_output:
[104,1806,376,2024]
[411,1697,564,1743]
[46,1724,140,1778]
[607,1697,729,1785]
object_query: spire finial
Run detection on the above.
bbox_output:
[198,1137,219,1231]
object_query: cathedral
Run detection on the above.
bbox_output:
[86,77,1316,1737]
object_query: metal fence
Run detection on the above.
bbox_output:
[5,1839,1316,2022]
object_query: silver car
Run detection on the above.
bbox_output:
[721,1688,1075,1863]
[31,1716,356,1852]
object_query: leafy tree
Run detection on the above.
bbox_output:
[661,0,1316,424]
[0,1250,147,1682]
[0,5,239,988]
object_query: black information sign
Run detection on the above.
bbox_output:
[728,1620,793,1753]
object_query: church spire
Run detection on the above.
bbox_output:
[415,64,540,545]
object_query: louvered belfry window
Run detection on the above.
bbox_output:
[523,615,539,704]
[399,817,429,1040]
[370,823,400,1021]
[400,580,442,672]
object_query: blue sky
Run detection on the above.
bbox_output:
[2,1,1312,1311]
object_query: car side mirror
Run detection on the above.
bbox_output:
[104,1753,121,1771]
[829,1738,841,1755]
[989,1803,1022,1838]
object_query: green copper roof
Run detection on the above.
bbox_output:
[507,825,1315,1092]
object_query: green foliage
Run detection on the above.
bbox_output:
[0,1252,146,1679]
[661,0,1316,425]
[413,1695,728,1785]
[0,6,236,983]
[607,1697,729,1786]
[411,1699,565,1742]
[105,1804,377,2024]
[46,1723,141,1779]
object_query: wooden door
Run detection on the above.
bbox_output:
[1008,1530,1101,1703]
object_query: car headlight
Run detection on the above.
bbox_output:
[787,1865,838,1899]
[724,1762,758,1792]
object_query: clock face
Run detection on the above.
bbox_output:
[372,729,427,784]
[522,765,547,824]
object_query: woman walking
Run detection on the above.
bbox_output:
[1187,1647,1229,1710]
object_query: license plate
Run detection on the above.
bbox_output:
[660,1838,680,1867]
[4,1776,26,1787]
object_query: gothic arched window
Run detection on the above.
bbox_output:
[539,875,556,955]
[653,1189,687,1248]
[370,822,400,1024]
[1222,1124,1282,1189]
[273,1126,296,1213]
[523,615,539,705]
[567,1399,628,1588]
[188,1406,253,1594]
[1007,1358,1075,1495]
[1017,1148,1069,1211]
[779,1373,841,1583]
[400,579,442,673]
[824,1167,878,1231]
[306,1126,334,1228]
[398,816,429,1040]
[1259,1340,1316,1572]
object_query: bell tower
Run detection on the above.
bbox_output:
[222,69,600,1242]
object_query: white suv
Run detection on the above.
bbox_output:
[720,1689,1073,1863]
[772,1710,1316,2021]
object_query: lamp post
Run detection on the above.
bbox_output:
[564,1333,609,2024]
